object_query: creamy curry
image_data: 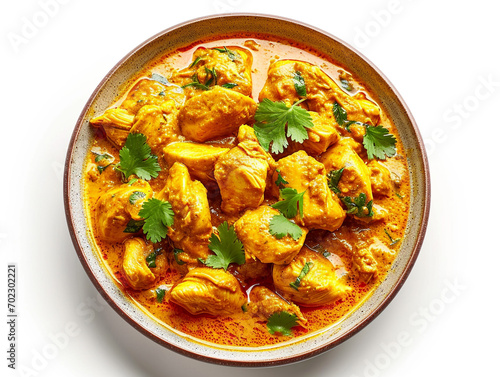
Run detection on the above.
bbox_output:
[83,34,410,347]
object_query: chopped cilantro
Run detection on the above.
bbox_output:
[115,133,161,181]
[271,188,305,219]
[267,311,298,336]
[290,261,313,290]
[138,198,175,243]
[292,71,307,97]
[146,250,158,268]
[129,191,146,205]
[220,82,238,89]
[202,222,245,270]
[254,98,314,154]
[123,219,145,234]
[213,46,239,61]
[341,193,374,218]
[155,288,166,303]
[173,248,186,265]
[274,168,288,189]
[269,214,303,241]
[384,228,401,246]
[327,168,345,195]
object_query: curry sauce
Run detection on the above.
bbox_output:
[83,34,410,348]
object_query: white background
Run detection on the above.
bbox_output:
[1,0,498,376]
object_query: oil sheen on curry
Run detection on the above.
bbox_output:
[84,34,410,347]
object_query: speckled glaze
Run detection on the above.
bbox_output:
[64,14,430,367]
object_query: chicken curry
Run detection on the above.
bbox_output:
[84,35,410,347]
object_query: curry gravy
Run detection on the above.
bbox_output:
[83,34,410,347]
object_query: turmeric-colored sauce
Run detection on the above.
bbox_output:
[83,34,410,348]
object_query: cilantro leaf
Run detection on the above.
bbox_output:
[384,228,401,246]
[220,83,238,89]
[155,288,166,303]
[129,191,146,205]
[275,168,288,189]
[173,248,186,265]
[293,71,307,97]
[271,188,305,219]
[267,311,298,336]
[123,219,145,233]
[341,193,374,218]
[138,198,175,243]
[363,125,397,160]
[269,214,303,241]
[115,133,161,181]
[290,261,313,290]
[332,101,397,160]
[253,98,314,154]
[203,222,245,270]
[146,250,158,268]
[327,168,344,195]
[213,46,239,61]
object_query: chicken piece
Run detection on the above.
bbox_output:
[300,112,340,155]
[367,237,396,265]
[367,160,393,197]
[120,78,185,115]
[273,247,351,306]
[234,205,307,265]
[158,162,212,264]
[178,86,257,142]
[320,138,373,202]
[273,150,345,232]
[214,125,275,215]
[94,180,153,243]
[122,238,167,290]
[246,286,307,326]
[352,246,378,283]
[235,257,271,281]
[90,108,135,148]
[163,142,229,188]
[170,267,246,316]
[170,46,253,98]
[259,60,380,125]
[129,103,182,155]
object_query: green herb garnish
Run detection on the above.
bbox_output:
[267,311,298,336]
[269,214,303,241]
[290,261,313,290]
[115,133,161,181]
[202,222,245,270]
[138,198,175,243]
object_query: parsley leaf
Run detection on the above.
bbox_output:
[290,261,313,290]
[327,168,344,195]
[254,98,314,154]
[138,198,175,243]
[363,125,397,160]
[203,222,245,270]
[271,188,305,219]
[341,193,374,218]
[269,214,303,241]
[293,71,307,97]
[267,311,298,336]
[115,133,161,181]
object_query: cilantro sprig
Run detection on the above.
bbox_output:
[290,261,313,291]
[202,222,245,270]
[332,101,396,160]
[138,198,175,243]
[271,188,305,219]
[254,98,314,154]
[327,168,374,218]
[269,214,303,241]
[292,71,307,97]
[115,133,161,181]
[267,311,299,336]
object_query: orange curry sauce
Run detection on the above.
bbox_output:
[83,34,410,347]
